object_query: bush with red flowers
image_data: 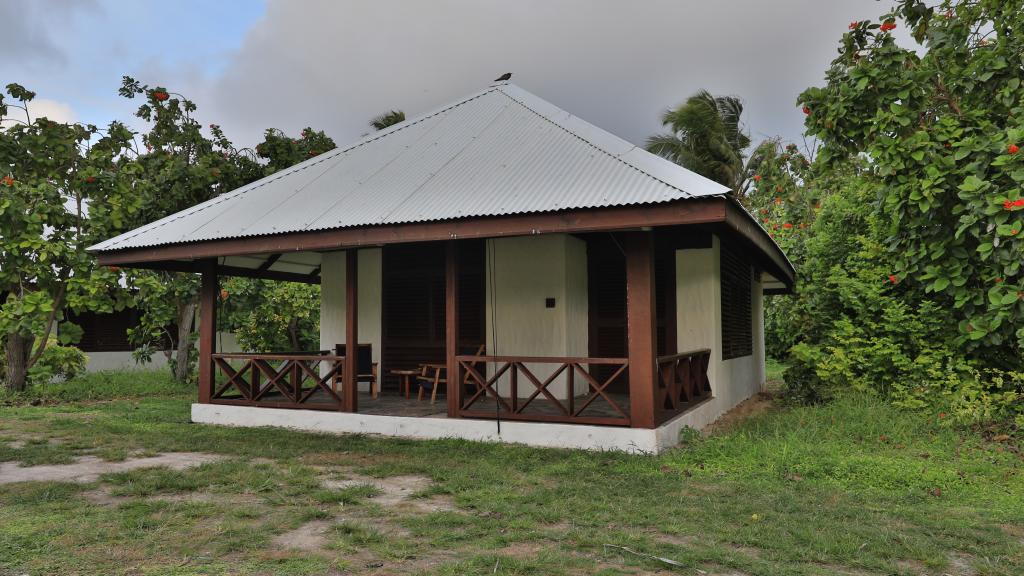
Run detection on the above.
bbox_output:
[781,0,1024,424]
[800,0,1024,358]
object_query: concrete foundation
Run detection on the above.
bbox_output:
[191,402,719,454]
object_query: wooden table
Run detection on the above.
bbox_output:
[390,369,419,399]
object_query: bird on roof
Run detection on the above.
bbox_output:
[494,72,512,82]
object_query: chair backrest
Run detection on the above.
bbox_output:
[460,344,485,357]
[334,343,373,374]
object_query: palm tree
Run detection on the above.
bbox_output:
[646,90,751,192]
[369,110,406,131]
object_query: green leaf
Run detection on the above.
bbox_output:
[958,175,985,192]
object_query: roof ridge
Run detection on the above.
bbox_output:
[495,85,721,201]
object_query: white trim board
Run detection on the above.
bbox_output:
[191,403,717,454]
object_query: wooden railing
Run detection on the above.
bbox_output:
[210,353,345,410]
[656,349,712,423]
[455,355,630,426]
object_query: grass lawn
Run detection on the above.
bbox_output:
[0,370,1022,575]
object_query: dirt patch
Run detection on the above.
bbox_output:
[703,393,773,435]
[82,487,130,506]
[83,486,263,507]
[0,452,222,485]
[652,532,696,548]
[1000,523,1024,544]
[273,519,333,551]
[948,553,977,576]
[322,473,455,512]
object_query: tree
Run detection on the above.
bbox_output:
[646,90,751,191]
[799,0,1024,359]
[117,77,262,382]
[218,278,319,353]
[369,110,405,131]
[255,127,336,175]
[0,83,136,391]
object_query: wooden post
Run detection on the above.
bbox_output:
[198,260,218,404]
[344,250,358,413]
[445,241,460,418]
[625,232,657,428]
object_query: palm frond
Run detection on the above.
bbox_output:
[369,110,406,131]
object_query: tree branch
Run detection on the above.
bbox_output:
[26,280,67,370]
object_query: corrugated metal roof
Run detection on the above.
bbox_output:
[90,83,731,253]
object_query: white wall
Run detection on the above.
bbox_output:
[485,235,588,397]
[674,235,762,430]
[319,249,383,385]
[84,351,146,372]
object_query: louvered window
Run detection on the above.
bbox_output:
[720,244,752,360]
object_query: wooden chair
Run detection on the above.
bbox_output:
[416,363,447,404]
[331,343,378,398]
[416,344,485,404]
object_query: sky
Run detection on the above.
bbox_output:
[2,0,912,152]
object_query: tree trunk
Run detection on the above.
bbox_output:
[3,333,33,392]
[287,318,300,351]
[173,299,198,383]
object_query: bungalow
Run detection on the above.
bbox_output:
[89,82,793,453]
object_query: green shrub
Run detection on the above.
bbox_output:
[0,369,188,405]
[27,341,87,384]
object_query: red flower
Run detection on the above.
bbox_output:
[759,208,768,215]
[783,223,793,229]
[762,218,770,224]
[880,21,896,32]
[1012,229,1019,235]
[774,197,782,205]
[85,176,96,183]
[849,21,859,30]
[753,175,762,182]
[1009,144,1020,154]
[108,265,120,272]
[220,289,230,300]
[1005,200,1015,210]
[1,175,13,187]
[995,278,1004,283]
[888,274,898,284]
[802,106,811,115]
[153,90,169,102]
[1015,199,1024,207]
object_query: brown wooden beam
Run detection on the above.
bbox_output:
[722,199,795,289]
[198,260,218,404]
[343,250,358,413]
[625,232,657,429]
[256,253,281,271]
[117,260,321,285]
[94,200,727,265]
[445,241,460,417]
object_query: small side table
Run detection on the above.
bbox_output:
[390,369,419,399]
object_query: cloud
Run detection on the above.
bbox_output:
[0,0,99,67]
[197,0,904,151]
[27,98,78,124]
